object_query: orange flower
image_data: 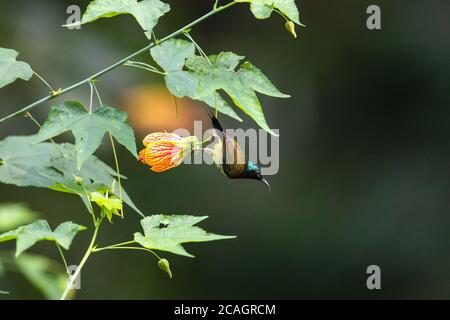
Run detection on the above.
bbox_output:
[138,132,199,172]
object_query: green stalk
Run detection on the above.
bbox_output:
[60,217,103,300]
[93,246,161,260]
[0,1,238,123]
[108,133,124,217]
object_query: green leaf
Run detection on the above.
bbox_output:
[64,0,170,40]
[49,143,144,217]
[150,38,195,72]
[0,220,86,257]
[15,253,69,300]
[0,136,60,188]
[33,101,137,170]
[152,42,290,134]
[184,52,289,135]
[0,203,39,233]
[236,0,303,25]
[0,48,33,89]
[90,191,123,222]
[0,136,144,217]
[238,62,290,98]
[150,39,242,122]
[134,215,235,257]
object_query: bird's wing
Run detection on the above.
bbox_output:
[222,132,246,177]
[208,114,246,178]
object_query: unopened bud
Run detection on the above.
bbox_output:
[158,258,172,279]
[285,21,297,38]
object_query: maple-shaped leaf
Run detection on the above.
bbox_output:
[0,136,60,188]
[184,52,290,135]
[0,136,143,217]
[64,0,170,40]
[0,220,86,257]
[34,101,137,170]
[151,39,290,134]
[0,48,33,89]
[150,39,242,122]
[134,215,235,257]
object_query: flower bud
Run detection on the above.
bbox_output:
[158,258,173,279]
[285,21,297,38]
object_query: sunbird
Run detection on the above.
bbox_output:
[137,114,271,190]
[208,113,271,190]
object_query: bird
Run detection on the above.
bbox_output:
[207,112,271,190]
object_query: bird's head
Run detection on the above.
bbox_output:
[245,162,270,190]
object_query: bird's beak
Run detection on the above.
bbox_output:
[260,178,271,191]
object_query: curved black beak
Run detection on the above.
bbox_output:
[260,178,271,191]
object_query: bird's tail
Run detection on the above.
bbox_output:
[207,110,224,132]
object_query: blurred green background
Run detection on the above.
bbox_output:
[1,0,450,299]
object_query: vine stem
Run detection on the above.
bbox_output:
[93,246,162,260]
[109,133,124,217]
[0,1,238,123]
[91,81,125,218]
[60,217,103,300]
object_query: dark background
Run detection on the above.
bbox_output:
[1,0,450,299]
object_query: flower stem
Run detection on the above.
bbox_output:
[91,82,125,218]
[60,217,103,300]
[106,240,137,248]
[93,246,161,260]
[108,133,124,218]
[0,1,238,123]
[173,96,179,119]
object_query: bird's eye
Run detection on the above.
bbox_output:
[159,223,169,229]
